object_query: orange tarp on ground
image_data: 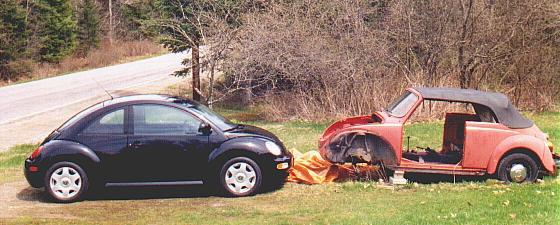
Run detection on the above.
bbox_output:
[286,150,380,184]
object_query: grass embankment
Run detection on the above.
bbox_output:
[1,110,558,224]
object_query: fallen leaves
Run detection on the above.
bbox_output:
[502,200,510,206]
[493,190,505,195]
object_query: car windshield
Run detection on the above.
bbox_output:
[385,91,419,117]
[189,104,236,131]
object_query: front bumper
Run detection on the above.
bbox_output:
[24,158,44,188]
[263,154,292,184]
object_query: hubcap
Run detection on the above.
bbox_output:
[509,164,528,183]
[225,162,256,194]
[49,167,81,200]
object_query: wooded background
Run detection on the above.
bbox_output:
[1,0,559,119]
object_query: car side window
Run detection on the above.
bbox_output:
[133,104,202,135]
[82,109,125,134]
[473,104,496,123]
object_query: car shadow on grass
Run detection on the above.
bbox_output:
[88,185,215,201]
[16,186,50,203]
[16,185,216,203]
[16,183,285,203]
[404,173,490,184]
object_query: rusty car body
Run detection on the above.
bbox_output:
[319,87,558,183]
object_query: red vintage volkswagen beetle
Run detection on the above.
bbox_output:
[319,87,558,183]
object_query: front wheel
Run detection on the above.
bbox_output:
[219,157,262,197]
[44,162,89,203]
[497,153,538,183]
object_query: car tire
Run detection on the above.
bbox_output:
[44,161,89,203]
[218,157,262,197]
[497,153,539,183]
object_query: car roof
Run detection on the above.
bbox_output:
[411,87,533,129]
[56,94,201,132]
[101,94,199,107]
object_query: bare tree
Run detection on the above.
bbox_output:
[156,0,250,104]
[108,0,113,44]
[217,0,560,120]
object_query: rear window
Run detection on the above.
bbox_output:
[82,109,125,134]
[57,103,103,131]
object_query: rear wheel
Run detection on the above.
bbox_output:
[497,153,538,183]
[219,157,262,197]
[44,162,89,203]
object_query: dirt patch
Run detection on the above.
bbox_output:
[0,181,79,220]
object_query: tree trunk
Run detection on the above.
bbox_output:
[108,0,113,45]
[458,0,473,89]
[25,0,29,23]
[207,60,215,108]
[192,42,201,101]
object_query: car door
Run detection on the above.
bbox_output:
[125,104,210,182]
[74,107,130,182]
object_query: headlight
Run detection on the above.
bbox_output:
[265,141,282,156]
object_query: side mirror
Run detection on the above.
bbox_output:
[198,122,212,135]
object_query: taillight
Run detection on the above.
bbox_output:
[29,146,44,159]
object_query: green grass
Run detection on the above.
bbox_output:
[404,121,445,150]
[527,111,560,147]
[0,144,37,184]
[1,109,559,225]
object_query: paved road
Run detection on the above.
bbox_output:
[0,52,188,125]
[0,52,189,151]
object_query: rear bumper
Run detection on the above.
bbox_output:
[24,159,44,188]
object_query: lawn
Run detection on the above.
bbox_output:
[1,109,559,225]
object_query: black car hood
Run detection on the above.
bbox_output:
[224,124,281,143]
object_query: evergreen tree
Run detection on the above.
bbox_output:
[37,0,77,63]
[119,0,158,40]
[156,0,204,101]
[77,0,101,54]
[156,0,247,102]
[0,0,30,81]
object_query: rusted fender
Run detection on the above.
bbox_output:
[321,115,373,139]
[487,135,555,174]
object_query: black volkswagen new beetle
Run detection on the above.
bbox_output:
[24,95,292,202]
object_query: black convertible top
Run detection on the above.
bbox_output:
[413,87,533,129]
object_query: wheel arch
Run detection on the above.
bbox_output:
[208,137,273,165]
[488,147,543,175]
[207,146,265,186]
[321,130,398,165]
[40,140,101,179]
[209,149,261,169]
